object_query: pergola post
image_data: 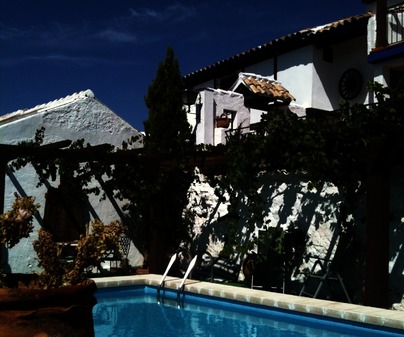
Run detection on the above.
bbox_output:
[376,0,388,49]
[0,161,6,214]
[363,143,390,308]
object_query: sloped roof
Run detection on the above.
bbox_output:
[231,73,295,103]
[0,89,95,125]
[184,13,372,87]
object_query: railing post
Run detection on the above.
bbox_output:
[376,0,388,48]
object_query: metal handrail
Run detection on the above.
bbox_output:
[176,255,198,307]
[157,253,177,303]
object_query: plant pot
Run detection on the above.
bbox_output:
[0,275,97,337]
[135,268,150,275]
[216,117,230,128]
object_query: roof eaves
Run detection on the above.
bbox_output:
[183,31,310,87]
[183,13,372,87]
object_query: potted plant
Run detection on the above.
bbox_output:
[0,193,126,337]
[216,115,231,128]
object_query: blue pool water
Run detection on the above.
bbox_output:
[93,286,404,337]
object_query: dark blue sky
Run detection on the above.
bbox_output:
[0,1,367,131]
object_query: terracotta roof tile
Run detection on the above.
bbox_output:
[240,74,295,103]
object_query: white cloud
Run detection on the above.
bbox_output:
[0,3,197,59]
[0,20,141,51]
[130,8,159,18]
[129,3,195,22]
[0,54,115,67]
[0,23,36,41]
[95,29,137,43]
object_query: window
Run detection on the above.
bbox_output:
[43,181,89,242]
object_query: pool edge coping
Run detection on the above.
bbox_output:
[92,274,404,332]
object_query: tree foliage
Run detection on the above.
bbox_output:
[141,46,196,260]
[144,46,193,155]
[33,220,126,289]
[0,193,39,248]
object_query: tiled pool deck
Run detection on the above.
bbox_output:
[93,274,404,331]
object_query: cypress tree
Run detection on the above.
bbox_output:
[143,46,195,273]
[144,46,192,155]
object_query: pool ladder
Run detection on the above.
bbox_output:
[157,253,177,303]
[157,253,198,307]
[176,255,197,307]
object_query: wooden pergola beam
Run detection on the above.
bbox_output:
[0,140,227,208]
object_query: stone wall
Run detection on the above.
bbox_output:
[185,168,403,305]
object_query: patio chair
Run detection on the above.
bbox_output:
[192,251,240,283]
[242,227,287,292]
[242,251,286,292]
[298,255,351,303]
[97,234,131,273]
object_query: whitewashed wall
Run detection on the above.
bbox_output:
[187,171,344,271]
[1,90,144,273]
[188,32,371,146]
[193,88,250,146]
[185,167,403,304]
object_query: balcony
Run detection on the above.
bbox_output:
[387,2,404,45]
[368,1,404,63]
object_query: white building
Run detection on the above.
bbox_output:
[365,0,404,85]
[183,3,404,307]
[0,89,144,273]
[183,13,373,145]
[184,1,404,147]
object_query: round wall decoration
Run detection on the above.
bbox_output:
[338,68,363,100]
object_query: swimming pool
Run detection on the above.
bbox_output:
[93,282,404,337]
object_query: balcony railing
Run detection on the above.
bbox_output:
[387,2,404,45]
